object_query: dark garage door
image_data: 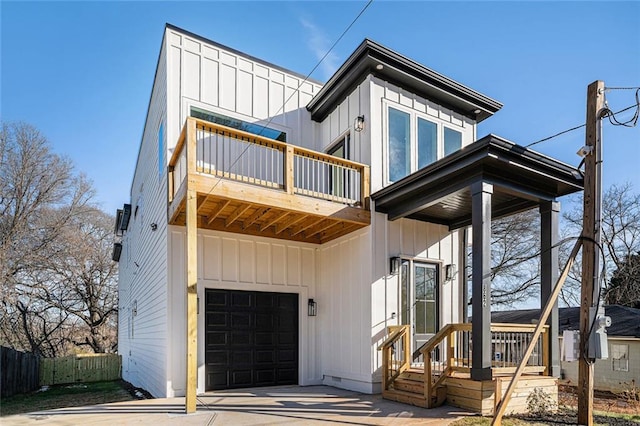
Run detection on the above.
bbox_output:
[205,289,298,390]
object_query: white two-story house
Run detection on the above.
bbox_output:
[115,24,583,415]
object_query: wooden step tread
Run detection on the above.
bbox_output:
[383,388,428,408]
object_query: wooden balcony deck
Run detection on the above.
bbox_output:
[168,118,370,244]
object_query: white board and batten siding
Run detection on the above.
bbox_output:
[168,227,320,395]
[165,28,322,154]
[118,37,170,399]
[368,76,476,193]
[311,76,471,391]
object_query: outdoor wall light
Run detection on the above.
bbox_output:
[390,256,401,276]
[308,299,317,317]
[354,115,365,132]
[445,264,457,281]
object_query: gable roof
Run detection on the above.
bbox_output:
[307,39,502,123]
[491,305,640,338]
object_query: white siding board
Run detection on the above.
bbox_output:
[183,51,200,100]
[253,76,269,119]
[272,244,286,285]
[238,239,255,283]
[221,237,238,282]
[287,246,300,286]
[201,58,219,106]
[219,64,236,111]
[256,242,271,284]
[237,70,253,116]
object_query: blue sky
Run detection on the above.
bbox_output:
[2,1,639,214]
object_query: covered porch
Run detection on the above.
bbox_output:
[372,135,583,414]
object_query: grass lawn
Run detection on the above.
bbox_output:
[0,380,135,417]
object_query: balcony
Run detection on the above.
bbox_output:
[168,117,371,244]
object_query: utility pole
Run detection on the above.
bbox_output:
[578,80,604,426]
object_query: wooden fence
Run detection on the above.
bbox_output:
[40,353,121,386]
[1,346,40,398]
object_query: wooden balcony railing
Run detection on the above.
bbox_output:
[169,117,370,208]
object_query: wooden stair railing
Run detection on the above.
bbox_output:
[380,322,551,410]
[417,323,470,407]
[378,325,411,392]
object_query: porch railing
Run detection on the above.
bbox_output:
[378,325,411,392]
[168,117,370,208]
[379,322,549,408]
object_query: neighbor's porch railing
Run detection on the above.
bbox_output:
[168,117,370,208]
[379,323,549,408]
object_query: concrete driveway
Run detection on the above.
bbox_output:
[2,385,471,425]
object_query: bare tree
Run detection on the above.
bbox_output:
[489,209,542,306]
[0,122,117,355]
[561,183,640,306]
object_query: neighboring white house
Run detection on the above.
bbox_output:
[115,23,582,407]
[492,305,640,394]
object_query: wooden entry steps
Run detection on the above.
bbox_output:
[382,368,447,409]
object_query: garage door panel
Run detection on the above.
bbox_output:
[207,312,228,328]
[231,312,252,328]
[207,350,229,365]
[231,370,253,387]
[255,350,275,364]
[205,289,298,390]
[277,368,297,382]
[207,331,227,346]
[207,291,227,306]
[207,371,228,388]
[230,331,251,345]
[255,369,275,384]
[231,349,253,365]
[255,313,274,330]
[231,292,252,307]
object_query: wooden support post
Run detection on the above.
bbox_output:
[492,239,582,425]
[361,166,370,209]
[285,145,294,194]
[185,117,198,414]
[578,80,605,426]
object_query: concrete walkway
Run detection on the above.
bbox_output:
[2,385,471,425]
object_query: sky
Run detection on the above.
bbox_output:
[2,1,639,215]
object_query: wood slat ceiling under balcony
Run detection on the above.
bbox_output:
[169,193,369,244]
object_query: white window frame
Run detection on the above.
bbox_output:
[383,99,464,185]
[611,343,629,372]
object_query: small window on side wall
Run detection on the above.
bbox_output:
[611,344,628,372]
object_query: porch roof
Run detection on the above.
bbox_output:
[370,135,584,229]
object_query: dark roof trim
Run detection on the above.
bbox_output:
[165,24,323,86]
[307,39,503,123]
[371,134,583,202]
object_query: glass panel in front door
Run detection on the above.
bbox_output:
[398,261,438,353]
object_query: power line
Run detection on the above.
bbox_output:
[199,0,373,200]
[603,88,639,127]
[605,86,640,90]
[525,102,639,148]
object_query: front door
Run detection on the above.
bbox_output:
[399,261,439,353]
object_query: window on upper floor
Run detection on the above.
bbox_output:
[191,107,287,142]
[386,102,463,183]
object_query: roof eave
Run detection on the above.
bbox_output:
[307,39,503,123]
